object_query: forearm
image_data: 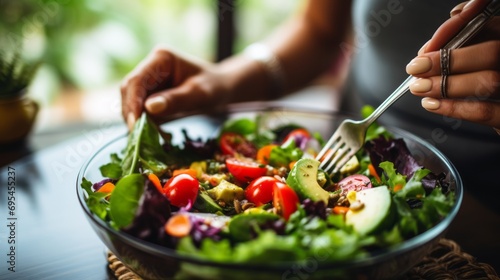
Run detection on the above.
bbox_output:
[217,0,352,103]
[121,0,352,126]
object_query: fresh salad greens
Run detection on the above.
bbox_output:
[81,108,455,264]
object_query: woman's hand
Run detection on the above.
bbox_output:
[406,0,500,131]
[120,46,233,129]
[120,1,353,130]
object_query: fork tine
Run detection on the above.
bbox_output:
[332,151,354,174]
[318,144,341,170]
[318,139,346,170]
[323,147,350,173]
[315,132,341,162]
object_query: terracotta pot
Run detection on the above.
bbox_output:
[0,94,39,144]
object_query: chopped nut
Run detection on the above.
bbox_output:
[329,192,340,202]
[336,195,348,206]
[328,192,341,207]
[349,201,365,211]
[241,202,256,211]
[234,200,242,214]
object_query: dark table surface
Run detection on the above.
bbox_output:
[1,118,499,280]
[0,123,127,280]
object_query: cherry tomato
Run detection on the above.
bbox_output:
[225,157,267,183]
[163,174,199,208]
[337,174,372,193]
[256,144,278,165]
[273,182,299,221]
[245,176,279,206]
[219,132,257,157]
[283,128,311,144]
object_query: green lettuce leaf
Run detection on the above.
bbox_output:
[81,177,109,220]
[121,113,168,176]
[109,173,145,228]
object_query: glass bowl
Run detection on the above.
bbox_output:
[76,102,463,280]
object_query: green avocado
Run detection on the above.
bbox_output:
[286,158,329,204]
[193,189,223,214]
[207,180,245,204]
[345,186,393,236]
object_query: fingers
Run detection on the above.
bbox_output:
[450,2,469,17]
[143,72,230,123]
[120,47,175,128]
[120,46,205,129]
[420,0,490,54]
[408,41,500,77]
[420,97,500,128]
[407,0,500,130]
[410,71,500,99]
[122,84,148,130]
[407,41,500,99]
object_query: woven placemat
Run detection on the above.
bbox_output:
[107,238,499,280]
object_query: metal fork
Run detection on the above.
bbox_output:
[316,0,500,175]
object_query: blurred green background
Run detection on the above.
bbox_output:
[0,0,300,107]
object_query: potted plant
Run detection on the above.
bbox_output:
[0,49,40,145]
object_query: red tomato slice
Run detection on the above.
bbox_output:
[219,132,257,158]
[163,174,199,208]
[337,174,372,193]
[225,157,267,183]
[245,176,279,206]
[283,128,311,144]
[273,182,299,221]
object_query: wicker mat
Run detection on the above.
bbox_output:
[107,238,499,280]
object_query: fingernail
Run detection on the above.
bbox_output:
[406,57,432,75]
[145,95,166,114]
[421,97,441,110]
[450,7,462,17]
[410,78,432,93]
[450,2,467,17]
[127,112,136,131]
[463,0,475,11]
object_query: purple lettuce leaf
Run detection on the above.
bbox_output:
[181,129,218,159]
[92,178,114,191]
[365,137,448,193]
[123,181,173,246]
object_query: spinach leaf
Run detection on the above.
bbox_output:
[220,118,256,136]
[99,153,123,179]
[81,177,109,220]
[109,173,145,228]
[269,140,303,167]
[121,113,168,176]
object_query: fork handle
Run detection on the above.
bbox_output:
[361,0,500,128]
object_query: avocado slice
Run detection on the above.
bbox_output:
[345,186,393,236]
[339,155,360,174]
[193,189,223,214]
[286,158,329,204]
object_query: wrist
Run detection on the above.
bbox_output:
[241,43,286,98]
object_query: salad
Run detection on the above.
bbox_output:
[81,107,455,264]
